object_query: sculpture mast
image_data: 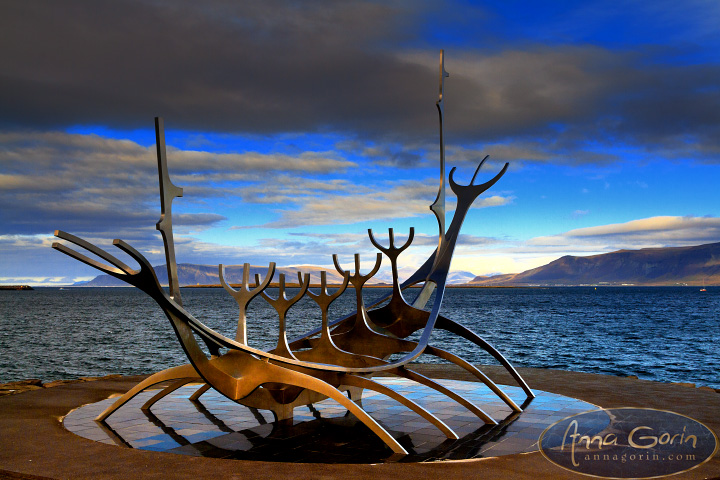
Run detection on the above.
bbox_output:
[430,50,449,246]
[154,117,184,306]
[413,51,449,309]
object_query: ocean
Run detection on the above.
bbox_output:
[1,286,717,389]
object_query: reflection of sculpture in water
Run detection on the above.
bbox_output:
[53,51,534,455]
[92,384,522,462]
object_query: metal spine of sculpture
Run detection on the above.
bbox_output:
[52,51,534,455]
[431,49,449,247]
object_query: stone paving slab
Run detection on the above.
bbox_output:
[0,366,718,480]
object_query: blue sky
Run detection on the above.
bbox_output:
[1,0,719,286]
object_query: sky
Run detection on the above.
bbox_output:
[1,0,719,286]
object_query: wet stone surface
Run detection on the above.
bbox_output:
[64,378,595,463]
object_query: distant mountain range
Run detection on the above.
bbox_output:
[470,242,720,286]
[77,264,347,287]
[77,263,480,287]
[76,242,720,287]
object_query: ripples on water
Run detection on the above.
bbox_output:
[0,286,717,388]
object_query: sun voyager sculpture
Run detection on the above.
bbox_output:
[53,51,534,455]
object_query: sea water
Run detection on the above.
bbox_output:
[0,286,717,388]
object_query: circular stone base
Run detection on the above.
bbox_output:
[64,378,594,463]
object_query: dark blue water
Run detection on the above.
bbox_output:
[1,287,717,388]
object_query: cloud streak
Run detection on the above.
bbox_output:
[244,178,512,229]
[530,216,720,248]
[0,130,356,236]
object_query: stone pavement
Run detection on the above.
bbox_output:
[1,365,718,480]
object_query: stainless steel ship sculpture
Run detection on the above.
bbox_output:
[53,51,534,455]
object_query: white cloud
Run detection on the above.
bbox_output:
[0,130,356,236]
[249,177,513,229]
[529,215,720,250]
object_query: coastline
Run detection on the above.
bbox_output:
[179,283,527,289]
[0,285,33,290]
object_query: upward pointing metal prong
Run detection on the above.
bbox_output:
[257,272,310,358]
[430,50,449,247]
[154,117,184,306]
[220,262,276,344]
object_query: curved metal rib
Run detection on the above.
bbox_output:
[424,345,521,412]
[340,374,458,439]
[390,367,497,425]
[435,315,535,399]
[95,363,200,422]
[268,370,407,454]
[141,378,199,411]
[189,383,212,401]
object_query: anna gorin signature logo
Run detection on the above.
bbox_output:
[539,408,718,479]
